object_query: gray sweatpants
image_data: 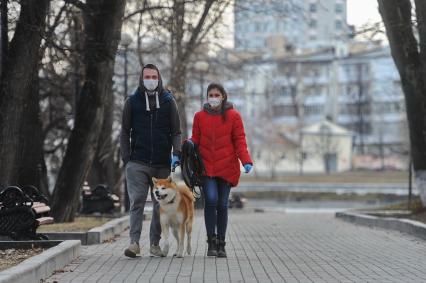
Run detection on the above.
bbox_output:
[125,161,170,245]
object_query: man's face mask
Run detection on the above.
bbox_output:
[144,79,158,91]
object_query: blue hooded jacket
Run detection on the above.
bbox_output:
[129,87,173,166]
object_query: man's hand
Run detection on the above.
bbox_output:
[171,155,180,172]
[185,139,194,147]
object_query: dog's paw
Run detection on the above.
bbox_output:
[186,245,192,255]
[162,245,169,257]
[175,253,183,258]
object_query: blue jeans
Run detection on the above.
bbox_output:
[202,177,231,238]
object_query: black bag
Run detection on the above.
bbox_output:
[180,140,205,198]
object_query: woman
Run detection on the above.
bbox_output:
[190,83,253,258]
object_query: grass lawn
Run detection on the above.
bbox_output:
[240,170,409,183]
[38,216,112,232]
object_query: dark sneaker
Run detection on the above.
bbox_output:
[150,244,165,257]
[124,242,140,258]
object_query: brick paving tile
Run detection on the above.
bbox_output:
[45,211,426,283]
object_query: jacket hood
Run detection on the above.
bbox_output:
[203,101,234,115]
[140,64,164,94]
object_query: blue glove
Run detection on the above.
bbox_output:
[243,164,252,173]
[171,155,180,171]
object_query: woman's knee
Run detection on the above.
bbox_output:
[217,200,229,211]
[203,178,219,206]
[204,193,218,207]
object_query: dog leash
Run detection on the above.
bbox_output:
[171,164,202,199]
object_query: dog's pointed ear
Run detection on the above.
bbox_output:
[167,176,172,182]
[152,177,158,184]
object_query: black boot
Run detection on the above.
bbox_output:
[207,234,217,256]
[217,236,227,258]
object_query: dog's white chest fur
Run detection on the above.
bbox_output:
[161,211,183,227]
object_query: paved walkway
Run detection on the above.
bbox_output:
[46,211,426,283]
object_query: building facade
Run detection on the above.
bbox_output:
[234,0,353,53]
[214,43,408,173]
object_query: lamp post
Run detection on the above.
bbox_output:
[120,33,133,99]
[194,61,209,108]
[120,33,133,212]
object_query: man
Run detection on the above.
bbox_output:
[120,63,182,258]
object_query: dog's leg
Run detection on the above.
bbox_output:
[172,225,179,256]
[160,218,169,257]
[175,224,185,258]
[186,220,193,255]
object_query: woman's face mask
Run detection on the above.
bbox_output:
[207,89,223,108]
[208,97,222,108]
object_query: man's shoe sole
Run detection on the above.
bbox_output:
[124,249,137,258]
[207,251,217,257]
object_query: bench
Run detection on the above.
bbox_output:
[0,186,54,240]
[81,184,120,214]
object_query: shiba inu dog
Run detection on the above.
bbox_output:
[152,176,194,258]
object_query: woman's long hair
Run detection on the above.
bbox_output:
[207,83,228,122]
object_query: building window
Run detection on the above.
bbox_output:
[255,22,260,32]
[280,87,291,96]
[335,20,342,29]
[310,3,317,12]
[304,105,323,115]
[273,105,297,116]
[335,3,343,13]
[309,20,317,28]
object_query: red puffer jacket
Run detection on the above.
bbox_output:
[191,106,253,187]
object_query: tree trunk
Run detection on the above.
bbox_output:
[51,0,126,222]
[87,78,115,190]
[16,69,50,198]
[0,0,50,188]
[0,0,8,77]
[169,72,188,139]
[378,0,426,204]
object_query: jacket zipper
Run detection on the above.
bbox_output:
[212,116,216,173]
[150,113,153,165]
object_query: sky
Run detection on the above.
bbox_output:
[347,0,381,27]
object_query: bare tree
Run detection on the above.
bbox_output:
[51,0,126,222]
[0,0,50,188]
[123,0,230,137]
[378,0,426,205]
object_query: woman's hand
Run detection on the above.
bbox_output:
[243,164,252,173]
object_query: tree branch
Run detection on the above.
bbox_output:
[123,5,172,21]
[181,0,215,63]
[414,0,426,69]
[63,0,87,12]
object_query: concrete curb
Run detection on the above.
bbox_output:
[44,231,87,244]
[0,240,80,283]
[87,215,129,245]
[45,215,129,245]
[336,211,426,240]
